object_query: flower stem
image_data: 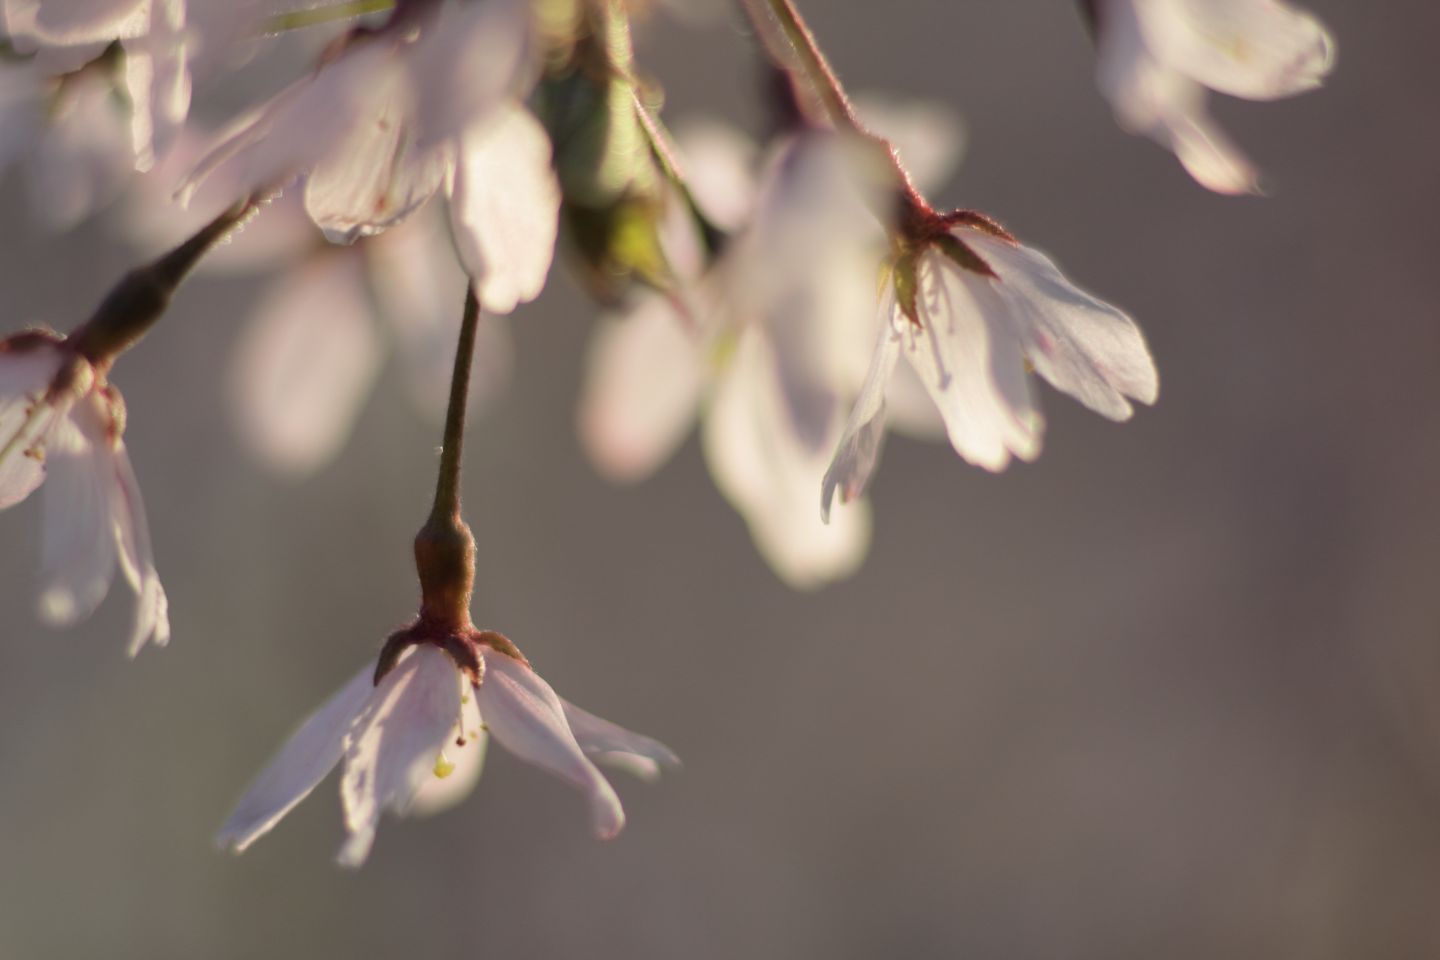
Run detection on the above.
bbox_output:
[413,285,480,630]
[740,0,859,132]
[71,199,257,366]
[431,284,479,523]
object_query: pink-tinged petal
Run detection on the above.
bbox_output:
[475,651,625,841]
[446,103,560,314]
[31,0,147,44]
[705,330,871,587]
[966,231,1159,418]
[367,212,512,421]
[1097,0,1260,194]
[228,253,382,478]
[339,646,462,867]
[907,254,1042,472]
[561,700,678,782]
[408,0,535,149]
[892,254,1042,472]
[216,662,374,854]
[302,66,447,244]
[409,693,486,817]
[36,402,117,627]
[578,292,703,483]
[109,441,169,655]
[26,73,134,228]
[179,41,390,208]
[822,306,900,523]
[121,41,156,172]
[0,343,66,509]
[122,0,190,166]
[0,403,47,509]
[1139,0,1335,101]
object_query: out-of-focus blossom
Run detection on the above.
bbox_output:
[5,0,192,160]
[823,217,1158,519]
[0,332,169,653]
[1088,0,1335,193]
[217,640,677,867]
[581,105,961,588]
[581,126,883,587]
[182,0,560,314]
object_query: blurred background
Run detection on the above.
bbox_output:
[2,0,1438,957]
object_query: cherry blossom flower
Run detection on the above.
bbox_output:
[581,107,957,588]
[1088,0,1335,194]
[217,639,676,867]
[579,127,877,586]
[823,216,1158,519]
[0,332,169,653]
[181,0,559,314]
[578,103,961,587]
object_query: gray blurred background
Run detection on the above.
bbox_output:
[2,1,1438,957]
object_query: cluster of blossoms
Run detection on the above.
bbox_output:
[0,0,1333,865]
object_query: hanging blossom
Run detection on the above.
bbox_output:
[217,625,677,866]
[180,0,560,314]
[0,332,169,653]
[1086,0,1335,194]
[822,208,1158,520]
[580,105,956,588]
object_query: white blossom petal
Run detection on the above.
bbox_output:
[578,292,704,482]
[228,253,382,478]
[339,645,463,867]
[562,699,679,782]
[1139,0,1335,101]
[966,231,1159,418]
[0,343,65,509]
[27,73,134,227]
[302,66,448,244]
[109,441,169,655]
[446,103,560,314]
[706,329,871,587]
[408,0,534,149]
[409,692,487,817]
[179,41,390,208]
[822,308,899,522]
[29,0,147,45]
[215,662,375,854]
[1097,0,1263,194]
[0,404,47,509]
[36,398,117,627]
[475,651,625,841]
[906,255,1041,472]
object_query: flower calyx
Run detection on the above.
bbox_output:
[373,622,531,688]
[890,201,1016,326]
